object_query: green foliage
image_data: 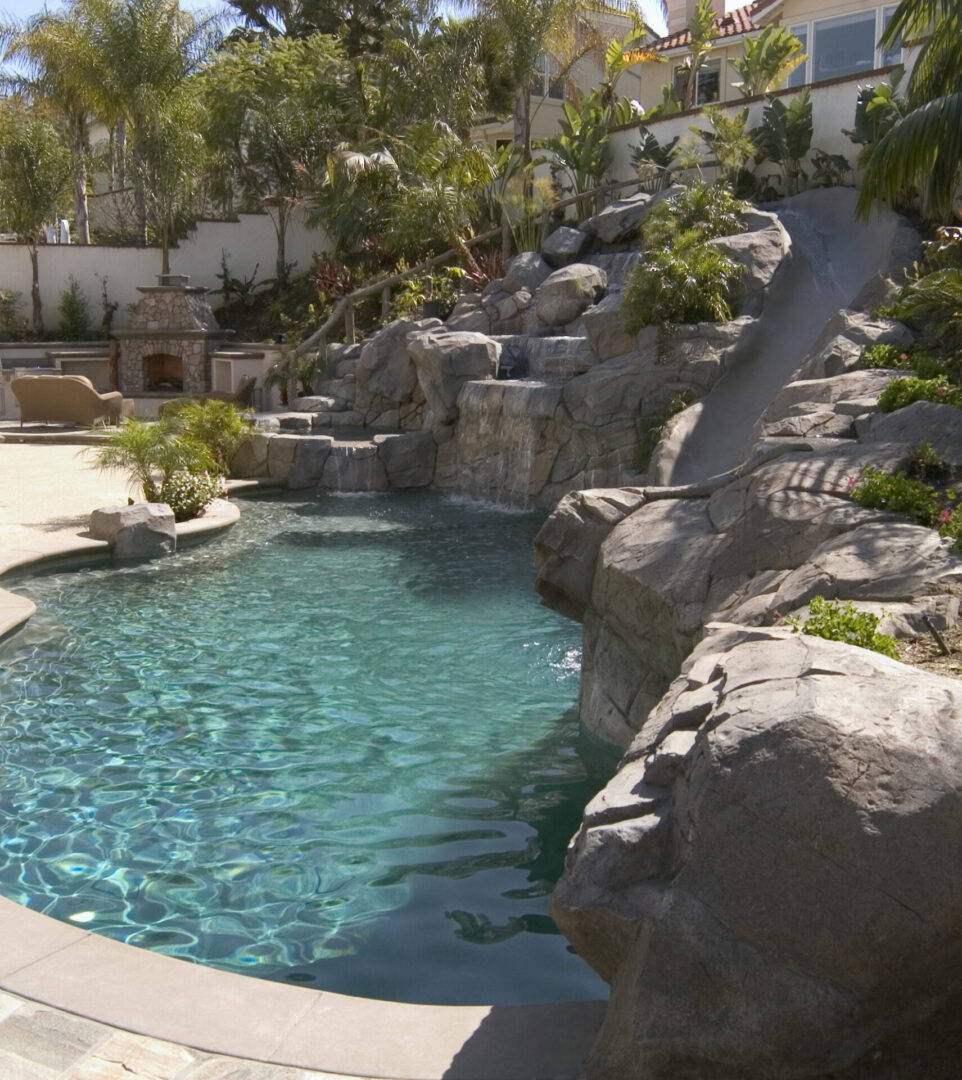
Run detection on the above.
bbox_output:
[877,376,962,411]
[673,0,719,110]
[91,418,217,502]
[906,441,951,484]
[753,89,812,194]
[790,595,900,659]
[860,342,948,378]
[729,24,806,97]
[630,128,679,177]
[622,230,744,331]
[921,226,962,271]
[850,464,943,524]
[540,92,616,214]
[57,276,91,340]
[641,181,748,249]
[158,470,225,522]
[810,148,850,187]
[636,391,692,470]
[696,106,755,185]
[0,290,28,341]
[391,266,465,320]
[844,78,906,166]
[159,399,253,472]
[875,268,962,352]
[850,462,962,553]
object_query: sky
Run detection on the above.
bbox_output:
[1,0,672,33]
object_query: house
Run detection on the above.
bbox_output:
[473,6,641,149]
[638,0,908,111]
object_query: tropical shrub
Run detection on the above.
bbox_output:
[641,181,748,249]
[0,290,28,341]
[753,90,812,195]
[860,342,948,378]
[850,464,962,553]
[877,376,962,412]
[876,268,962,353]
[906,441,951,484]
[160,399,253,472]
[623,231,744,331]
[729,24,807,97]
[790,595,899,659]
[391,266,465,320]
[57,277,91,340]
[158,470,226,522]
[91,418,217,503]
[850,465,943,525]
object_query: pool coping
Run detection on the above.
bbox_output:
[0,493,607,1080]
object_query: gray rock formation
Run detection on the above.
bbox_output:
[708,209,791,312]
[579,192,651,245]
[536,263,607,328]
[543,226,591,268]
[355,317,439,429]
[553,626,962,1079]
[373,431,436,488]
[502,251,551,294]
[89,502,176,558]
[407,329,500,432]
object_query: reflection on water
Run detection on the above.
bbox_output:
[0,492,616,1004]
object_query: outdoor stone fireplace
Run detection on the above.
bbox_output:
[114,276,224,396]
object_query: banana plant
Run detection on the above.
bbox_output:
[729,25,807,97]
[753,88,812,195]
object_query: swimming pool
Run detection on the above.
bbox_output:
[0,492,613,1005]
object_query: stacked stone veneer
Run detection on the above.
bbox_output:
[116,286,220,395]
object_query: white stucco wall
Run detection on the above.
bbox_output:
[608,68,900,184]
[0,210,330,331]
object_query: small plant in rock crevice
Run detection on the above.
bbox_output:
[849,464,962,553]
[788,595,900,659]
[860,342,950,379]
[877,376,962,412]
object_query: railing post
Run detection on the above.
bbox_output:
[344,301,356,345]
[381,285,391,322]
[501,215,512,267]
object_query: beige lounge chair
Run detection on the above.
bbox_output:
[12,374,129,427]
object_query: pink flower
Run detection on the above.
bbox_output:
[846,475,856,490]
[899,352,908,361]
[940,508,952,523]
[937,386,948,395]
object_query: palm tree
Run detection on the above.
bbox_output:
[858,0,962,221]
[1,2,108,244]
[0,104,73,334]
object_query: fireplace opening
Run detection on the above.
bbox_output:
[145,353,183,392]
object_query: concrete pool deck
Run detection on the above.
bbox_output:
[0,438,606,1080]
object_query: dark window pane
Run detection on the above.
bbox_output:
[812,11,876,81]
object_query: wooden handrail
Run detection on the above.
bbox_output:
[290,173,661,363]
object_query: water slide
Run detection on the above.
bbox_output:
[666,187,913,485]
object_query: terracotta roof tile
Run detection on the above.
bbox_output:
[653,0,779,51]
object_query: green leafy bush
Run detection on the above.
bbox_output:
[160,399,253,472]
[91,418,217,503]
[906,442,951,484]
[641,181,748,249]
[0,289,28,340]
[860,342,948,378]
[876,268,962,353]
[877,376,962,412]
[391,266,465,320]
[158,470,226,522]
[57,277,91,340]
[790,595,899,659]
[622,231,744,331]
[850,465,943,525]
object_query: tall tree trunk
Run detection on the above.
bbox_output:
[73,116,90,245]
[513,84,532,169]
[274,199,289,285]
[115,118,127,190]
[161,222,170,276]
[28,244,42,336]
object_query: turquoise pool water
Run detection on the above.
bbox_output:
[0,493,614,1005]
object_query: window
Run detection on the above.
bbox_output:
[673,58,721,105]
[786,24,808,88]
[880,4,903,66]
[811,10,877,82]
[533,54,565,100]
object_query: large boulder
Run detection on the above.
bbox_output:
[707,209,791,310]
[536,263,607,327]
[579,192,652,245]
[796,310,914,380]
[89,502,176,558]
[553,626,962,1079]
[543,226,591,268]
[582,293,636,362]
[502,251,551,294]
[373,431,436,488]
[407,330,500,430]
[355,316,438,428]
